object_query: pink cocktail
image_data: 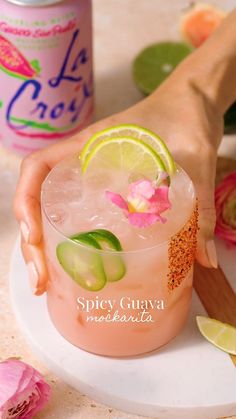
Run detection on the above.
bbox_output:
[41,141,198,356]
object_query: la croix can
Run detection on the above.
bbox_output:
[0,0,93,155]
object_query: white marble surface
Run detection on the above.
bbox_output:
[1,0,236,418]
[9,238,236,419]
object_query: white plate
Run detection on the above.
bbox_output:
[9,237,236,419]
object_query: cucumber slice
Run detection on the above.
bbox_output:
[56,235,106,292]
[87,229,126,282]
[71,232,102,249]
[87,229,122,251]
[56,229,126,289]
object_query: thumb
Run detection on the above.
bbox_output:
[192,162,218,269]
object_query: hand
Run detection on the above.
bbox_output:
[14,70,222,295]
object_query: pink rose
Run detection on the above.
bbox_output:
[215,171,236,246]
[0,359,51,419]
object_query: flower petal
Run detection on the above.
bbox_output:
[149,185,171,213]
[0,360,26,407]
[0,360,51,419]
[106,180,171,228]
[24,380,51,419]
[128,179,155,200]
[105,191,129,212]
[215,171,236,246]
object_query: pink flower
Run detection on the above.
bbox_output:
[0,359,51,419]
[215,171,236,246]
[106,179,171,228]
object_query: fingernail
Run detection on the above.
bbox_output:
[206,240,218,269]
[20,221,30,243]
[27,261,39,294]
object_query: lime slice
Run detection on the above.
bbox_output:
[88,229,126,282]
[82,136,166,180]
[196,316,236,355]
[80,124,175,175]
[133,41,192,95]
[56,234,106,292]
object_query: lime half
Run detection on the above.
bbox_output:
[82,136,166,180]
[133,41,192,95]
[80,124,175,175]
[196,316,236,355]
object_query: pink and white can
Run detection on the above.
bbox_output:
[0,0,93,155]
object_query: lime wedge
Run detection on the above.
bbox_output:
[82,136,166,180]
[87,229,126,282]
[133,41,192,95]
[80,124,175,175]
[56,234,106,292]
[196,316,236,355]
